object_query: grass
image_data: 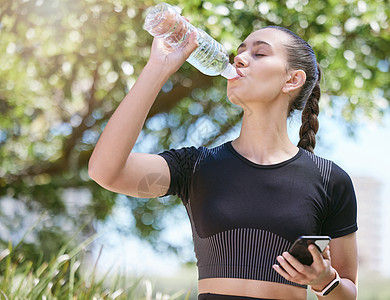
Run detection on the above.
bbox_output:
[0,227,192,300]
[2,221,389,299]
[3,240,390,300]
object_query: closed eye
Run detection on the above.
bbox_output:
[255,54,266,57]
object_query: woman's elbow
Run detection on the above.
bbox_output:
[88,157,109,185]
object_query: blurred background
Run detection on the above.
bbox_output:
[0,0,389,299]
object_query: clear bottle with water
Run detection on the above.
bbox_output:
[143,3,238,79]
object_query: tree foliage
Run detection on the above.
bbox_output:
[0,0,389,259]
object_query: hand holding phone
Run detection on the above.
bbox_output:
[288,236,331,265]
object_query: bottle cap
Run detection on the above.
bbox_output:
[221,64,239,79]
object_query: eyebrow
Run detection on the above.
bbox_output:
[237,40,272,51]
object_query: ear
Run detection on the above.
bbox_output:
[282,70,306,94]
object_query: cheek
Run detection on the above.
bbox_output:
[252,63,286,94]
[249,74,284,96]
[226,60,287,103]
[256,60,286,81]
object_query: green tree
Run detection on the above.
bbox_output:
[0,0,389,260]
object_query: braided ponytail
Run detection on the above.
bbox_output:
[263,26,321,153]
[298,67,321,153]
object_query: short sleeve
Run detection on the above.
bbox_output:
[321,163,358,238]
[157,146,202,203]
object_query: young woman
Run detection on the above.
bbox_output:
[88,26,358,300]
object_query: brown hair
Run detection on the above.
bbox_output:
[264,26,321,153]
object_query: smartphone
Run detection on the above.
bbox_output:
[288,236,331,265]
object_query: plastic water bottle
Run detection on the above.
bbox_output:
[143,3,238,79]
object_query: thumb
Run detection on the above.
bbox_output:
[181,31,199,58]
[322,245,331,261]
[308,244,323,264]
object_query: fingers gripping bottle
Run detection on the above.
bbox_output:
[144,3,238,79]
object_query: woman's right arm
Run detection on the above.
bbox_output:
[88,32,198,198]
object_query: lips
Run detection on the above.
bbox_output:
[236,68,244,77]
[227,68,244,82]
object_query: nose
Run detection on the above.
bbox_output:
[234,53,248,68]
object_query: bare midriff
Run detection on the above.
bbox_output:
[198,278,307,300]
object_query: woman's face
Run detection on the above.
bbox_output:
[227,28,292,109]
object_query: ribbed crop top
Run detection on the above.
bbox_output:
[157,141,357,288]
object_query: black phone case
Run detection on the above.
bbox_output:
[289,237,330,265]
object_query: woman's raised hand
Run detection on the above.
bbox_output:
[147,20,199,75]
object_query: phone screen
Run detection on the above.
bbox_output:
[288,236,331,265]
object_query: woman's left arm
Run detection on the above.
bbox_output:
[273,232,358,299]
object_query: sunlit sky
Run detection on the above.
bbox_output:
[94,102,390,279]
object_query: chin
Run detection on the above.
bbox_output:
[227,89,249,109]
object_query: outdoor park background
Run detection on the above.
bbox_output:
[0,0,389,299]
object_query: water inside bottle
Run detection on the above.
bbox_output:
[188,30,230,76]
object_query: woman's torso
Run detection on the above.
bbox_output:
[157,141,356,298]
[198,278,306,300]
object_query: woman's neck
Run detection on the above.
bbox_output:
[232,108,298,165]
